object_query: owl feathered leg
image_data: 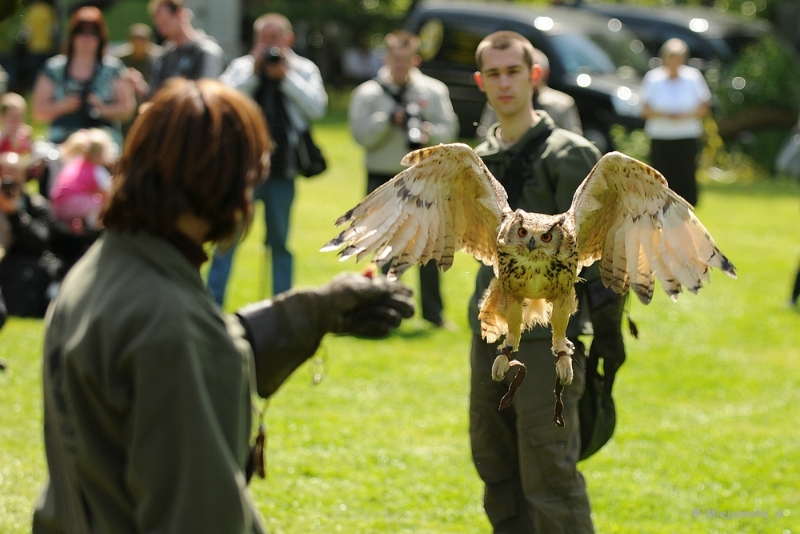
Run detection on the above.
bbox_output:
[478,282,528,410]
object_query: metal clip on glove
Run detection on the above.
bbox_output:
[236,272,415,397]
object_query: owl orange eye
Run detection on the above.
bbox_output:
[517,228,528,238]
[540,232,553,243]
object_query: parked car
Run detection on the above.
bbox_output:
[404,0,651,151]
[572,2,773,68]
[570,2,800,138]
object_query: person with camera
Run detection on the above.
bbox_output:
[0,151,58,319]
[348,30,459,328]
[31,7,135,147]
[206,12,327,306]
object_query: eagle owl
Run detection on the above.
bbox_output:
[323,143,736,425]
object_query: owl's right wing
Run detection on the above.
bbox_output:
[322,143,512,278]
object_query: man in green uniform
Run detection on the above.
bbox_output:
[468,31,606,533]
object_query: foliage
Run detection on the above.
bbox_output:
[2,115,800,533]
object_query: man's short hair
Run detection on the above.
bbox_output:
[102,79,272,243]
[384,30,420,55]
[147,0,182,16]
[475,31,536,71]
[253,13,293,35]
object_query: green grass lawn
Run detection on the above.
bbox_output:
[1,119,799,533]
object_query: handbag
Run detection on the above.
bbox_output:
[296,128,327,178]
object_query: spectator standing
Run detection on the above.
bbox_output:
[31,78,413,534]
[469,31,613,533]
[147,0,226,95]
[0,151,58,318]
[206,13,327,306]
[19,0,59,92]
[110,23,163,134]
[31,6,135,146]
[640,38,711,206]
[0,92,33,154]
[348,30,459,328]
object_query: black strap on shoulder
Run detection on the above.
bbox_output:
[501,124,554,210]
[376,79,407,105]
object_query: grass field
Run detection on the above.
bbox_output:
[1,118,799,533]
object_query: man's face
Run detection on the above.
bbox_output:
[474,42,538,119]
[152,6,181,41]
[256,22,289,52]
[385,46,419,86]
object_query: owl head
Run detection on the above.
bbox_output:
[500,210,565,258]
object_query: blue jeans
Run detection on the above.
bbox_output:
[207,178,295,306]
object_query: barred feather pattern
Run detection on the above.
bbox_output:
[572,152,737,304]
[321,143,512,278]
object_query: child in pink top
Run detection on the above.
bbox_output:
[0,92,33,155]
[50,128,117,232]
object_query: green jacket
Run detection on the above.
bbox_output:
[468,111,602,340]
[33,231,272,534]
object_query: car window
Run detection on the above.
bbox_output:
[549,32,649,76]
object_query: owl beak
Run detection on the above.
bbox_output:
[527,238,536,251]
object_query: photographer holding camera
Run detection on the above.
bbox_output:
[205,12,327,306]
[349,30,459,328]
[32,7,135,146]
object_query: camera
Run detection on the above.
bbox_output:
[404,102,423,149]
[263,46,283,64]
[78,83,103,125]
[1,179,20,198]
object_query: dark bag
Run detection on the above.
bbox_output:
[0,252,59,318]
[578,281,627,460]
[296,129,327,178]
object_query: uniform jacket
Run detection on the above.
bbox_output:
[469,111,602,340]
[349,66,459,175]
[32,230,316,533]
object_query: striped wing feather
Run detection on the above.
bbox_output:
[322,143,511,278]
[570,151,736,304]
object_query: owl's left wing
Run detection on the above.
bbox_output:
[569,151,736,304]
[322,143,512,278]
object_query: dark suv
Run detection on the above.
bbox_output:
[404,0,651,151]
[572,2,774,69]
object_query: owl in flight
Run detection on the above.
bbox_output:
[323,143,736,425]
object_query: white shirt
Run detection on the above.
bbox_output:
[640,64,711,140]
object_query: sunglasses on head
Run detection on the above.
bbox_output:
[74,24,100,37]
[1,180,20,198]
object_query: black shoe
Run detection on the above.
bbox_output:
[0,359,6,372]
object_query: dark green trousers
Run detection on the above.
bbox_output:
[469,335,594,534]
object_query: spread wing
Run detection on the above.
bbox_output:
[569,151,736,304]
[322,143,512,278]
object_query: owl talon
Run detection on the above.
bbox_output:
[491,345,513,381]
[555,352,573,385]
[498,359,527,410]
